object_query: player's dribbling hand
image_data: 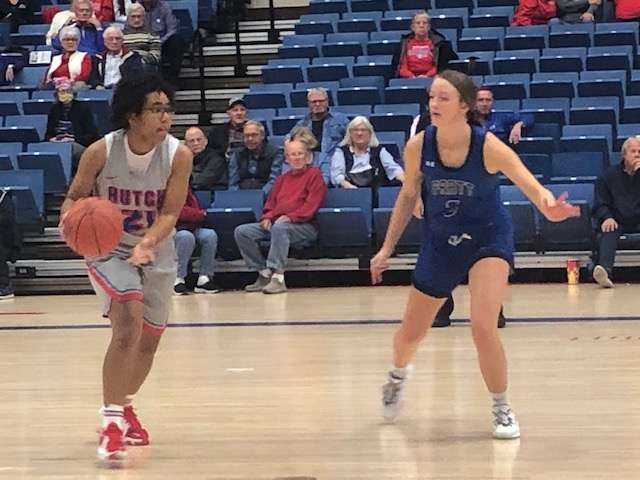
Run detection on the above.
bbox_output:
[540,191,580,222]
[370,248,391,285]
[412,197,424,219]
[128,237,156,266]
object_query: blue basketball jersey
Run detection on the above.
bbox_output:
[411,125,514,298]
[420,124,511,238]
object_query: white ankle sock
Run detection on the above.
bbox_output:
[492,391,509,410]
[390,365,409,381]
[259,268,272,278]
[272,273,284,282]
[100,404,125,429]
[174,277,184,286]
[197,275,209,286]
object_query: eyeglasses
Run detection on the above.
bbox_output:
[61,38,79,42]
[143,105,175,115]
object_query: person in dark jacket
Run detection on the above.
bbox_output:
[0,0,33,33]
[0,187,21,300]
[45,77,99,175]
[228,120,283,196]
[208,96,248,158]
[553,0,600,22]
[391,10,458,79]
[0,46,26,86]
[89,25,143,88]
[173,188,220,295]
[184,126,228,192]
[591,136,640,288]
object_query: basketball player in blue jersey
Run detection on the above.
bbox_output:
[371,70,579,439]
[60,73,192,461]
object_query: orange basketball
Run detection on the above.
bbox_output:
[63,197,123,257]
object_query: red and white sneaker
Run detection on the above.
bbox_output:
[123,405,150,446]
[97,422,126,461]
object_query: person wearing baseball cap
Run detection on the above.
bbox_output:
[207,96,248,160]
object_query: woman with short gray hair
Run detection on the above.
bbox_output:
[331,116,405,188]
[45,25,92,88]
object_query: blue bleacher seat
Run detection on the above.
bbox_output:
[539,200,592,251]
[392,0,431,9]
[350,0,388,11]
[374,186,421,249]
[339,75,385,97]
[388,77,433,89]
[261,65,304,84]
[504,25,548,50]
[477,0,518,6]
[515,137,556,155]
[244,92,288,110]
[548,23,593,48]
[561,124,612,155]
[337,87,381,106]
[503,201,538,251]
[449,51,494,76]
[271,116,303,136]
[586,46,632,71]
[469,6,514,28]
[523,123,561,144]
[299,13,341,23]
[316,188,372,248]
[17,152,68,193]
[384,86,424,104]
[377,131,406,158]
[0,102,20,117]
[5,114,47,140]
[279,45,320,59]
[337,19,378,33]
[569,97,619,131]
[333,104,373,118]
[483,73,529,99]
[578,70,626,98]
[428,8,468,30]
[374,103,419,116]
[594,22,638,46]
[0,91,29,105]
[206,189,265,258]
[282,34,325,46]
[369,30,404,41]
[295,20,335,35]
[308,59,352,81]
[550,151,604,183]
[21,99,54,115]
[307,0,348,15]
[268,58,311,68]
[380,15,412,31]
[0,169,44,225]
[521,97,569,124]
[10,32,45,46]
[343,11,384,21]
[323,42,364,58]
[539,47,586,73]
[249,108,278,120]
[250,84,295,95]
[520,153,552,182]
[621,96,640,124]
[530,72,578,98]
[277,107,307,117]
[366,38,400,55]
[27,142,72,180]
[13,66,47,87]
[0,155,13,170]
[18,24,49,35]
[369,112,413,132]
[353,55,393,78]
[493,49,539,75]
[458,27,504,52]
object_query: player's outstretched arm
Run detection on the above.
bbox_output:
[483,132,580,222]
[60,139,107,220]
[370,132,424,284]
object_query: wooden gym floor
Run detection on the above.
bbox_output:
[0,283,639,479]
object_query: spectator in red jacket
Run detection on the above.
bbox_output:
[614,0,640,20]
[173,189,220,295]
[234,131,328,294]
[511,0,556,25]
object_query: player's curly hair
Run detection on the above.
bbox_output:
[110,72,175,130]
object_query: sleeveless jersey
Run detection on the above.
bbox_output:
[95,129,180,237]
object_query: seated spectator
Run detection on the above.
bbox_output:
[174,188,220,295]
[208,97,248,158]
[51,0,104,55]
[122,3,162,68]
[0,46,26,86]
[234,137,327,294]
[185,126,228,192]
[46,6,74,46]
[113,0,134,22]
[0,0,33,33]
[89,25,143,88]
[511,0,556,25]
[553,0,600,22]
[476,86,533,146]
[45,77,99,175]
[288,87,349,184]
[591,136,640,289]
[46,26,93,88]
[0,188,21,300]
[140,0,183,85]
[228,120,283,195]
[331,116,404,189]
[614,0,640,20]
[391,11,458,79]
[90,0,113,22]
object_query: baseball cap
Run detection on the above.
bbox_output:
[227,97,246,109]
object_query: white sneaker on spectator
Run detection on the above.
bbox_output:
[593,265,614,288]
[492,406,520,439]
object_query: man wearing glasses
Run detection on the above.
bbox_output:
[60,73,192,463]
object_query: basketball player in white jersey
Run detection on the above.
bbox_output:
[60,73,192,462]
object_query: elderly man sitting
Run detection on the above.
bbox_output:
[90,25,143,88]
